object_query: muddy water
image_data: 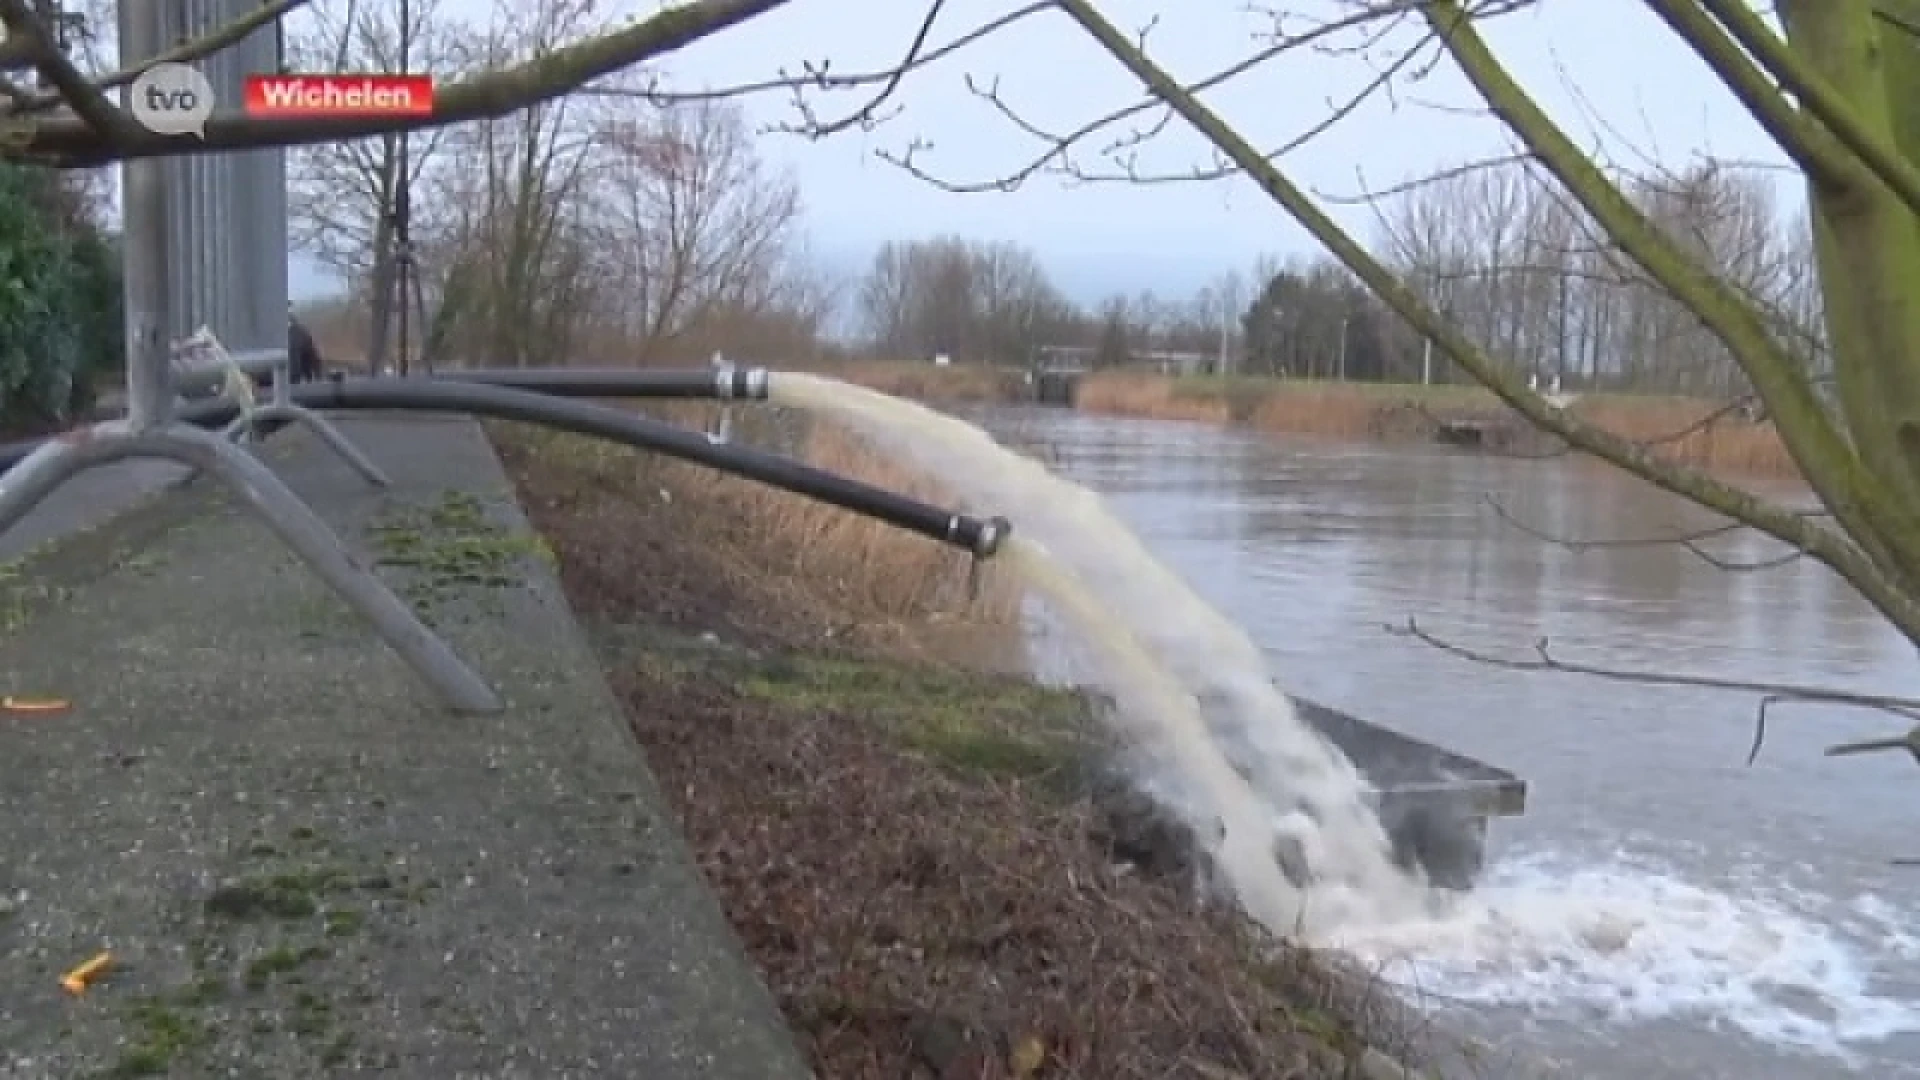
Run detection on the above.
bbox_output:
[968,405,1920,1079]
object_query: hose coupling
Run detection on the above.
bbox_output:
[713,367,770,400]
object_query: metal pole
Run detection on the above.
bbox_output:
[1216,298,1228,375]
[394,139,410,376]
[118,1,174,432]
[393,0,413,376]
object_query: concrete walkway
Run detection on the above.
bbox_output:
[0,415,810,1078]
[0,458,187,563]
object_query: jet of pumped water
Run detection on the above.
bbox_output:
[768,373,1440,937]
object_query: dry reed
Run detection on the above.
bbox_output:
[1076,371,1800,480]
[784,358,1027,405]
[691,408,1020,624]
[501,402,1021,639]
[1568,396,1794,475]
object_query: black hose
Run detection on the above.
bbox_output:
[0,377,1011,559]
[428,367,769,400]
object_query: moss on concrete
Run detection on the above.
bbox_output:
[87,827,430,1076]
[365,488,553,620]
[105,999,212,1077]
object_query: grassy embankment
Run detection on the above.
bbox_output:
[495,404,1426,1079]
[802,360,1797,480]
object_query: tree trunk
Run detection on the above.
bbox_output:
[364,141,399,375]
[1783,0,1920,591]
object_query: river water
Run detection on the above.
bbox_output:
[966,405,1920,1079]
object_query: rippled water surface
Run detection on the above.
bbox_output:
[969,405,1920,1079]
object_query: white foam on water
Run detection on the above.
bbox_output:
[1846,894,1920,963]
[1335,849,1920,1063]
[764,374,1920,1063]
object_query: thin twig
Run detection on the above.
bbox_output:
[879,1,1422,193]
[12,0,314,114]
[773,0,949,138]
[0,0,127,137]
[1390,617,1918,707]
[1480,493,1819,573]
[578,0,1047,115]
[1392,617,1920,767]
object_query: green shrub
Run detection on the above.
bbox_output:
[0,163,122,428]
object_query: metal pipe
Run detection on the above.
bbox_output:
[0,377,1010,558]
[176,348,287,397]
[117,2,173,433]
[182,360,766,401]
[2,366,756,462]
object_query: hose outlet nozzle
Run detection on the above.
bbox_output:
[971,515,1012,559]
[741,367,769,400]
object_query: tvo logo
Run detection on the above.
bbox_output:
[128,62,214,138]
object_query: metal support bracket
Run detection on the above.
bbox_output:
[224,346,390,487]
[707,353,734,443]
[91,2,494,715]
[0,421,502,714]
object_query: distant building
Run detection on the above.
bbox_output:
[1134,350,1214,376]
[1035,344,1216,376]
[1035,345,1095,372]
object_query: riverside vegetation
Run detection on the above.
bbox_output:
[806,360,1797,480]
[494,406,1428,1079]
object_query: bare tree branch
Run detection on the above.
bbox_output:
[1751,698,1920,766]
[1429,2,1920,602]
[0,0,128,138]
[877,1,1422,194]
[1694,0,1920,222]
[1,0,794,165]
[1480,493,1813,572]
[575,0,1048,119]
[1641,0,1855,190]
[1828,726,1920,764]
[14,0,313,114]
[1047,6,1442,186]
[1387,617,1920,710]
[770,0,948,137]
[1317,151,1538,206]
[1390,617,1920,772]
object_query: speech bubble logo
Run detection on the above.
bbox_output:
[128,62,214,138]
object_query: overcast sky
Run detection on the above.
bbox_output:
[293,0,1791,309]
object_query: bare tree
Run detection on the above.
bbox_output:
[585,97,802,362]
[1241,257,1369,379]
[285,0,473,369]
[663,244,842,364]
[856,235,1074,364]
[1161,269,1248,364]
[1093,293,1134,368]
[417,0,613,369]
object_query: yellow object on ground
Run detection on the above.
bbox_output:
[2,696,70,716]
[59,951,112,995]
